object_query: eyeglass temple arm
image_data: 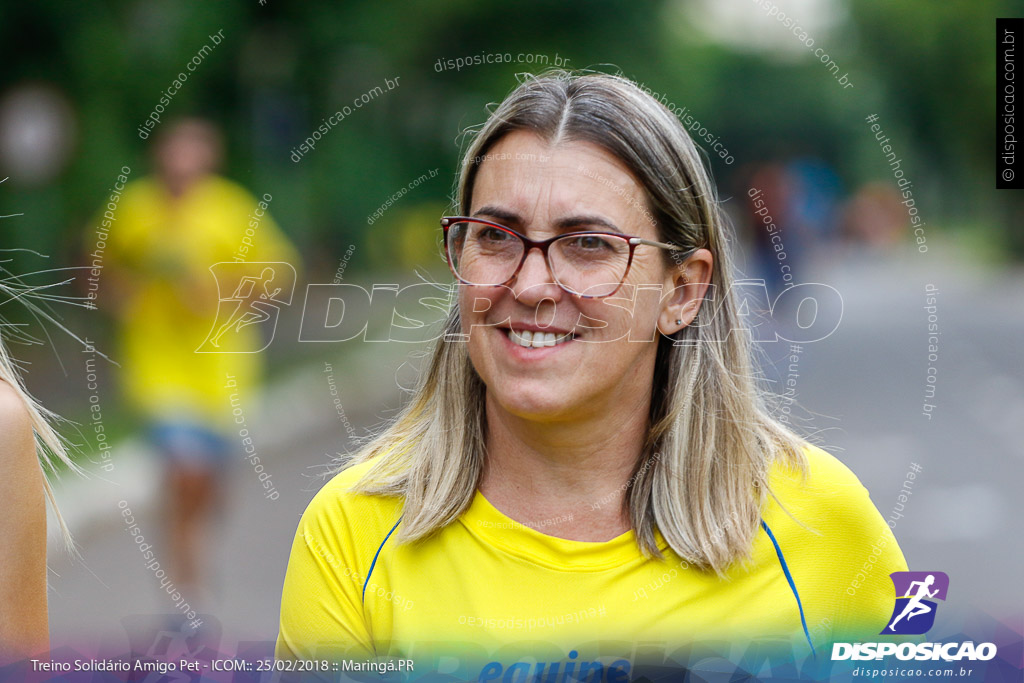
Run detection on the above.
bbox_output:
[630,237,697,254]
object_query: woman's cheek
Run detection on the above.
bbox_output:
[578,299,641,343]
[459,290,500,338]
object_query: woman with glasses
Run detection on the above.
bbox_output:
[277,71,907,672]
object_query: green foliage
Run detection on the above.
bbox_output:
[0,0,1013,260]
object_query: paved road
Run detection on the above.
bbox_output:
[46,244,1024,653]
[760,243,1023,635]
[47,331,417,655]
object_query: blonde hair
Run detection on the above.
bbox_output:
[346,70,807,573]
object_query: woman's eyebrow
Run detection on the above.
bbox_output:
[472,206,521,226]
[553,214,626,235]
[471,206,627,235]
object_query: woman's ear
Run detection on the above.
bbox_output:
[657,248,713,336]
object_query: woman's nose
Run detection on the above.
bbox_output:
[511,246,563,303]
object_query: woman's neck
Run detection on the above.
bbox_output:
[478,393,652,542]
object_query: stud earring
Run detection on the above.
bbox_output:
[675,319,682,325]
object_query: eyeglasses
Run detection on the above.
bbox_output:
[441,216,696,299]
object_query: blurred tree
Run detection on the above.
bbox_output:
[0,0,1012,263]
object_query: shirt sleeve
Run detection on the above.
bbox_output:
[251,209,300,270]
[768,444,911,645]
[823,478,909,642]
[276,485,375,661]
[93,179,153,272]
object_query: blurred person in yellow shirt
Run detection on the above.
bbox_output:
[96,118,299,609]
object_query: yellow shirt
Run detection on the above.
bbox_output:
[101,176,298,426]
[276,443,907,673]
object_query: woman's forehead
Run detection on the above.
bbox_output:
[471,131,653,230]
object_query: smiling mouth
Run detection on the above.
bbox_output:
[504,328,575,349]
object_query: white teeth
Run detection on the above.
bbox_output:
[507,329,573,349]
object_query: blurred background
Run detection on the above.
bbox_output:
[0,0,1019,661]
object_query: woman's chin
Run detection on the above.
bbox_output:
[488,384,585,422]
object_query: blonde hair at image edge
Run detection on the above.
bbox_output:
[344,69,808,574]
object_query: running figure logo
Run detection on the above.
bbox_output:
[197,262,296,353]
[881,571,949,635]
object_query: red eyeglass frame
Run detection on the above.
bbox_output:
[440,216,697,299]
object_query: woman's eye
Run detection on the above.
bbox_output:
[571,235,613,251]
[478,227,510,242]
